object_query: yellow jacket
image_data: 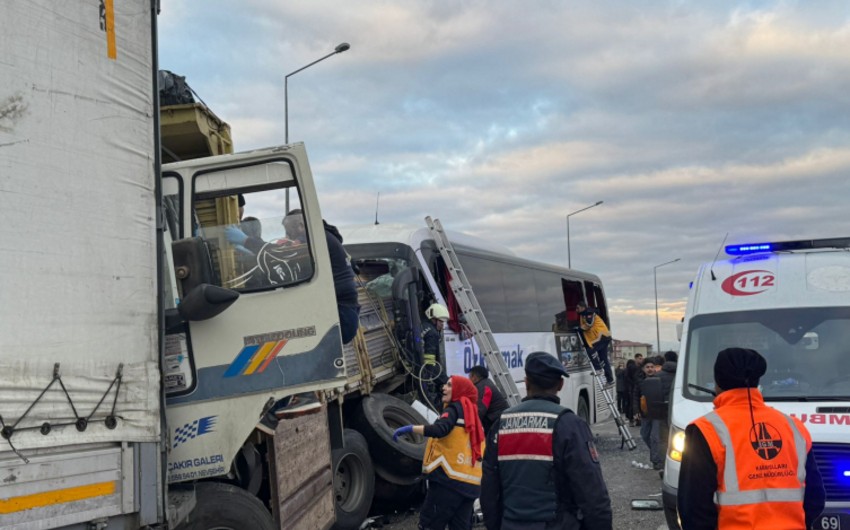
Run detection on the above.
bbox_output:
[422,414,484,486]
[580,313,611,347]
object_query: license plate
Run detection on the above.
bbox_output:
[817,514,844,530]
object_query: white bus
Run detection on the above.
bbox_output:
[341,223,612,425]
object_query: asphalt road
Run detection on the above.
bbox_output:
[366,417,668,529]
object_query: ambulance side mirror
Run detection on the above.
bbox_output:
[676,322,683,341]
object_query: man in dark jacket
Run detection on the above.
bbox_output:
[652,352,677,473]
[614,362,626,413]
[469,365,509,435]
[637,357,665,470]
[657,351,677,403]
[481,352,612,530]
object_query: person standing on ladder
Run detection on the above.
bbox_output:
[576,302,614,385]
[421,303,450,410]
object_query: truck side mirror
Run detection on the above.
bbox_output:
[178,283,239,321]
[172,236,217,297]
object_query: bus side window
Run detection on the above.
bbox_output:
[584,281,609,326]
[562,279,584,327]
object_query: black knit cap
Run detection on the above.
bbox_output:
[714,347,767,390]
[526,351,569,380]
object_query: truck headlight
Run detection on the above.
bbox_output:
[670,427,686,462]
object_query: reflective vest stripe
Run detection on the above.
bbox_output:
[498,454,553,462]
[704,412,740,492]
[705,411,807,507]
[499,428,553,434]
[716,487,804,505]
[782,414,808,485]
[422,455,482,483]
[500,412,559,419]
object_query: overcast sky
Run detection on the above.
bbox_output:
[159,1,850,350]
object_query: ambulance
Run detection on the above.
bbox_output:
[662,238,850,530]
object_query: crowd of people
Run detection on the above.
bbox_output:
[394,339,825,529]
[223,210,825,529]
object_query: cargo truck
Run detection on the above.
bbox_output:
[1,3,434,529]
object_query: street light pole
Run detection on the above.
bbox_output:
[283,42,349,211]
[285,42,350,144]
[654,258,681,353]
[566,200,603,268]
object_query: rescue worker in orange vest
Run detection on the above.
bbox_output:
[392,375,485,530]
[678,348,825,530]
[480,351,613,530]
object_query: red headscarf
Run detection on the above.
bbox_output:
[449,375,485,465]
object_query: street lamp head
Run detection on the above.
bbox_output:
[594,200,603,206]
[335,42,351,53]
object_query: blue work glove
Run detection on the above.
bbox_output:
[392,425,414,442]
[224,225,248,246]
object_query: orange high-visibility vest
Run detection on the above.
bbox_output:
[692,388,811,529]
[422,416,484,486]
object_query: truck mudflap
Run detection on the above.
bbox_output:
[0,443,136,529]
[271,404,335,530]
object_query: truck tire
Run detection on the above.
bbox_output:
[352,393,428,477]
[177,482,275,530]
[372,462,424,506]
[332,429,375,530]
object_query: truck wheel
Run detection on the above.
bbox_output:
[372,464,423,506]
[577,394,590,424]
[332,429,375,530]
[352,393,428,477]
[177,482,275,530]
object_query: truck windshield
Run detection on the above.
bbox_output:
[684,307,850,402]
[344,242,416,297]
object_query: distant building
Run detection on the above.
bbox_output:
[612,339,652,363]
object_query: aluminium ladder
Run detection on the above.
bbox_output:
[577,330,637,450]
[425,217,521,407]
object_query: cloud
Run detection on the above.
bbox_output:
[160,1,850,347]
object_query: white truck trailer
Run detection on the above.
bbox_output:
[1,3,432,529]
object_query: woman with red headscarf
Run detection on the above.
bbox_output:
[393,375,486,530]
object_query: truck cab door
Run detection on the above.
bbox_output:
[163,145,345,409]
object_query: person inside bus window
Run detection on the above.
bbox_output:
[576,302,614,385]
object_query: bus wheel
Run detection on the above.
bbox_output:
[577,394,590,424]
[176,482,275,530]
[332,429,375,530]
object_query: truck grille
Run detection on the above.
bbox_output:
[811,443,850,502]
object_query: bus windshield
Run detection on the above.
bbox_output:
[684,307,850,402]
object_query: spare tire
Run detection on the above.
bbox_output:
[352,393,428,477]
[332,429,375,530]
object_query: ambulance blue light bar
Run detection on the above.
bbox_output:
[726,237,850,256]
